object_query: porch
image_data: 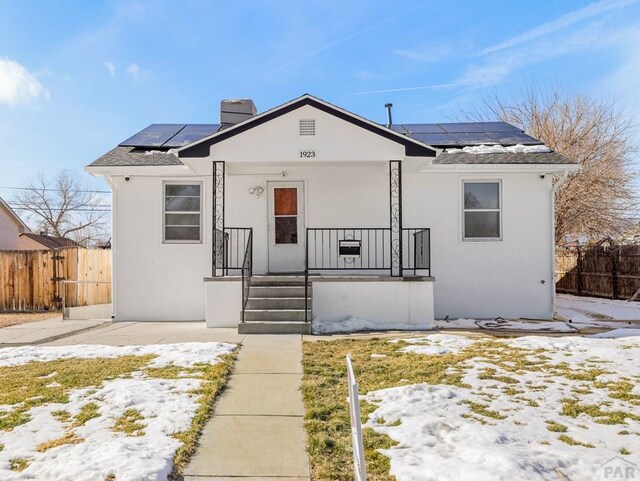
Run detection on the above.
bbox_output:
[205,160,436,334]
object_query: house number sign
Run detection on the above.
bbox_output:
[299,149,316,159]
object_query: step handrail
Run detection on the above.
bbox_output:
[240,229,253,322]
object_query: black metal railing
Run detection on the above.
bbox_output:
[217,227,253,275]
[304,227,431,320]
[240,229,253,322]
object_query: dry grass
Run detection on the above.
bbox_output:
[169,354,236,480]
[0,311,59,329]
[302,336,639,480]
[0,355,154,431]
[36,432,84,452]
[113,409,146,437]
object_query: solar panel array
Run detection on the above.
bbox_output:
[118,120,540,150]
[119,124,220,148]
[391,121,541,147]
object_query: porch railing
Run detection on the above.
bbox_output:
[213,227,252,276]
[212,227,253,321]
[304,227,431,320]
[240,229,253,322]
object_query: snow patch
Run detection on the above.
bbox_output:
[445,143,551,154]
[391,334,476,355]
[0,342,237,481]
[588,328,640,339]
[0,342,236,368]
[364,334,640,481]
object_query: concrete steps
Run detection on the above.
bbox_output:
[239,276,311,334]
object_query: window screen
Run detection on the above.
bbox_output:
[463,182,501,240]
[164,183,202,242]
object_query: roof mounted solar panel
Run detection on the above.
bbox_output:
[492,132,542,145]
[162,124,220,147]
[119,124,186,147]
[437,122,487,133]
[410,132,459,145]
[389,124,409,134]
[448,132,500,144]
[401,124,446,134]
[480,121,522,132]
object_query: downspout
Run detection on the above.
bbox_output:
[101,175,117,321]
[550,170,568,318]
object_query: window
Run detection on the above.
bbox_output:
[462,181,501,240]
[274,187,298,244]
[164,183,202,243]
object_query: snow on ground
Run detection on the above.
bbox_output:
[0,342,235,368]
[364,333,640,481]
[445,144,552,154]
[556,294,640,322]
[390,334,476,355]
[0,342,236,481]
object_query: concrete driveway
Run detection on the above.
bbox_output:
[44,321,245,346]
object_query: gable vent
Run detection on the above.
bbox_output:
[299,119,316,136]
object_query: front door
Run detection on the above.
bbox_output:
[268,181,305,273]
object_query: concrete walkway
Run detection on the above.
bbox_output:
[0,316,110,346]
[184,334,310,481]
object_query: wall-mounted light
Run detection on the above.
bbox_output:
[248,186,265,197]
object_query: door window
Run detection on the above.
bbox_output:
[274,187,298,244]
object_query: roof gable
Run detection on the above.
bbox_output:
[178,94,437,158]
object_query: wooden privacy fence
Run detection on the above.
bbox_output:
[556,242,640,300]
[0,248,111,311]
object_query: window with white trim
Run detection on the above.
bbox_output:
[462,181,501,240]
[163,183,202,243]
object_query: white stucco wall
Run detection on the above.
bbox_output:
[102,102,557,322]
[403,163,554,320]
[312,279,435,326]
[110,175,212,321]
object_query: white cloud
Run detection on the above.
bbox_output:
[355,70,384,81]
[0,58,49,106]
[482,0,639,55]
[103,61,116,77]
[350,81,475,96]
[126,63,140,79]
[394,43,452,63]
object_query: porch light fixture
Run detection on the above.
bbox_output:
[248,186,265,197]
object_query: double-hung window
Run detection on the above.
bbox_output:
[462,181,501,241]
[164,183,202,243]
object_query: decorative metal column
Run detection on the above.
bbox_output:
[212,161,225,276]
[389,160,402,277]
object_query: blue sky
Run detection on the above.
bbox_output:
[1,0,639,200]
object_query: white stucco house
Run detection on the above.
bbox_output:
[87,94,579,333]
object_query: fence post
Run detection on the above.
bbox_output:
[611,247,619,300]
[346,355,367,481]
[576,245,583,296]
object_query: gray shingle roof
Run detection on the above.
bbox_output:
[88,147,183,167]
[433,151,575,165]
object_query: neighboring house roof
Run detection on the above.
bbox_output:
[20,233,82,249]
[0,197,30,232]
[434,151,576,165]
[87,93,577,168]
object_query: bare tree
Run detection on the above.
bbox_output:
[12,170,109,246]
[467,86,638,242]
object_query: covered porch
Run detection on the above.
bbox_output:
[205,159,435,333]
